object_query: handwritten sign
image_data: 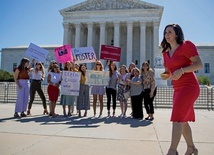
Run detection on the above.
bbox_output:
[72,46,97,64]
[25,43,49,63]
[100,45,121,62]
[54,44,73,63]
[85,70,109,86]
[61,71,81,96]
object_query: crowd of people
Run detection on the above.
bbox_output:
[13,58,157,121]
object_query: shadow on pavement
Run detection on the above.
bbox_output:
[1,114,152,128]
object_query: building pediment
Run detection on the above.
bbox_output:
[60,0,163,13]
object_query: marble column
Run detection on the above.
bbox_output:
[87,22,93,46]
[114,21,120,67]
[74,22,81,48]
[99,22,106,66]
[63,23,69,44]
[153,22,159,67]
[87,22,93,69]
[126,21,133,65]
[140,21,146,66]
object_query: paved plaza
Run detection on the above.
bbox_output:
[0,103,214,155]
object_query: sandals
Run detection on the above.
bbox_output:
[27,109,31,115]
[43,109,49,115]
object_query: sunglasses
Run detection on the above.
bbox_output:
[96,64,101,66]
[36,63,41,65]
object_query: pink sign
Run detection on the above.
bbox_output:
[54,44,73,63]
[100,45,121,62]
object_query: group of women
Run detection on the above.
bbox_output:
[13,57,157,121]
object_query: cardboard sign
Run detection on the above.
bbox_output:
[54,44,73,63]
[61,71,81,96]
[100,45,121,62]
[25,43,49,63]
[85,70,109,86]
[72,46,97,64]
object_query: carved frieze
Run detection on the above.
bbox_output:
[67,0,157,12]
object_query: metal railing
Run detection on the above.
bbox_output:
[0,82,213,110]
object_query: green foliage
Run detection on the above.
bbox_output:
[197,75,211,85]
[0,69,14,82]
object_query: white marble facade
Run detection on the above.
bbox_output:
[60,0,164,68]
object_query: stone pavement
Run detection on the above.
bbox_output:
[0,103,213,155]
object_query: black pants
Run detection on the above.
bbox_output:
[28,80,46,109]
[143,87,157,114]
[131,91,143,119]
[106,88,117,111]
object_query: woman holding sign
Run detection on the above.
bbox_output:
[91,60,105,118]
[60,61,78,116]
[47,63,61,117]
[77,64,90,117]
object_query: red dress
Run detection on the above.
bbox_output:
[163,41,200,122]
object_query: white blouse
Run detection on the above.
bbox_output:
[32,70,43,80]
[48,72,61,84]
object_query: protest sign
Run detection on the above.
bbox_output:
[54,44,73,63]
[85,70,109,86]
[100,45,121,62]
[61,71,81,96]
[72,46,97,64]
[25,43,49,63]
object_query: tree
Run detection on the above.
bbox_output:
[197,75,211,85]
[0,69,14,82]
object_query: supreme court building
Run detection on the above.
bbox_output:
[60,0,164,67]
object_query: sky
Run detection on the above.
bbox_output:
[0,0,214,52]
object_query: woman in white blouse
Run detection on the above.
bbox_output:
[27,62,48,115]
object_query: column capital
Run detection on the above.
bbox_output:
[140,21,146,27]
[74,22,81,28]
[99,22,106,27]
[153,21,160,28]
[113,21,120,27]
[62,23,69,29]
[126,21,133,27]
[86,22,94,27]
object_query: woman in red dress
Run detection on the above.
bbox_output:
[160,24,202,155]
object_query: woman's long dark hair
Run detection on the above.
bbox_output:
[79,64,86,76]
[18,58,29,70]
[109,61,117,77]
[160,24,185,53]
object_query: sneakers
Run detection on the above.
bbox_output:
[145,116,154,121]
[14,112,27,118]
[14,112,19,118]
[20,112,27,117]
